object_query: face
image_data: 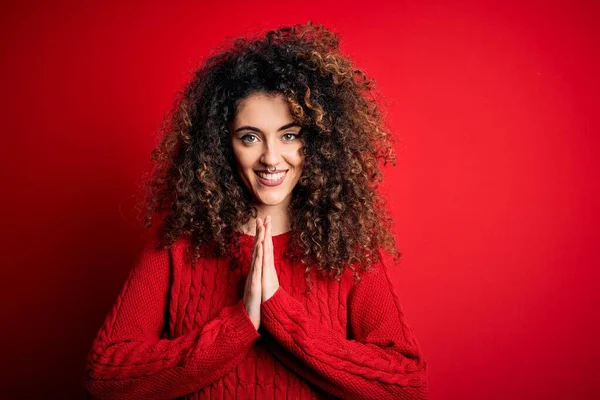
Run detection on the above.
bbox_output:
[230,92,304,208]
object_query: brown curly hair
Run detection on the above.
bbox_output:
[137,21,402,289]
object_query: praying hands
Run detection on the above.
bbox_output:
[242,215,281,330]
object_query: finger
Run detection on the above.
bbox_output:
[266,218,278,285]
[248,218,262,280]
[249,227,259,271]
[255,242,263,278]
[255,218,262,243]
[254,243,263,289]
[265,217,272,266]
[265,216,272,255]
[260,217,266,243]
[250,226,259,262]
[253,218,264,259]
[268,217,273,250]
[262,224,271,281]
[259,222,264,246]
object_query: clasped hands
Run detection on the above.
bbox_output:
[242,215,281,330]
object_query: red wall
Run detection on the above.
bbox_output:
[1,0,598,398]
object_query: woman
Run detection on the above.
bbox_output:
[84,21,428,400]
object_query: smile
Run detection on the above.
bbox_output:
[254,170,288,186]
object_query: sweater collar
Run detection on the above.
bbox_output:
[233,229,293,248]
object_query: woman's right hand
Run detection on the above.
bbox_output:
[243,217,264,331]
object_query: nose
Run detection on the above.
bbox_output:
[260,139,282,167]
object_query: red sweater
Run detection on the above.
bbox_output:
[84,231,428,399]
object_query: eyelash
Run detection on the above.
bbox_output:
[240,133,299,144]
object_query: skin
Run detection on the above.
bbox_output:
[231,92,303,329]
[230,92,304,236]
[242,216,280,330]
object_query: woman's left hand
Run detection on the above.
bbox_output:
[261,215,280,302]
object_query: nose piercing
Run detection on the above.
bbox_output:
[268,165,276,172]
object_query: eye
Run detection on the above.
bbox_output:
[283,133,299,141]
[241,134,259,144]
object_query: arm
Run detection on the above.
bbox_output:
[259,249,428,400]
[84,238,260,400]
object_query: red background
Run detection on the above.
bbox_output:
[1,0,598,398]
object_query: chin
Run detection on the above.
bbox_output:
[250,184,291,205]
[254,194,287,206]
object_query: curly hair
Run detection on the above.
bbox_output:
[137,21,402,289]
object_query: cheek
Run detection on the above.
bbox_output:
[288,146,305,167]
[232,147,254,169]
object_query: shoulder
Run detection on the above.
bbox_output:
[126,235,172,283]
[349,247,399,290]
[358,247,395,275]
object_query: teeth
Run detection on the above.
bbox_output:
[257,171,285,180]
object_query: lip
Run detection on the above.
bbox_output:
[254,169,288,173]
[255,170,288,187]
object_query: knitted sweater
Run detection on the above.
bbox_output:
[83,230,428,400]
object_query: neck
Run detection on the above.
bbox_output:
[239,199,292,236]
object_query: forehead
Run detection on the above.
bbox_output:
[233,93,294,127]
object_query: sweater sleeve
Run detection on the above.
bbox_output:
[84,238,260,400]
[259,249,428,400]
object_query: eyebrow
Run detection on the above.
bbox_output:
[233,122,302,134]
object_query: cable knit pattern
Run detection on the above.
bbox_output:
[84,231,428,399]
